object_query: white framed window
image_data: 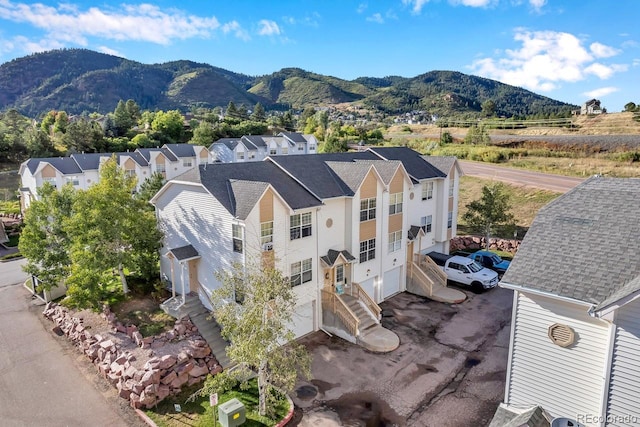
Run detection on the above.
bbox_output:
[336,264,344,284]
[65,176,80,186]
[422,182,434,200]
[236,151,245,160]
[232,224,243,253]
[183,159,193,167]
[297,143,305,151]
[449,179,454,197]
[360,198,376,222]
[156,163,166,174]
[291,258,312,287]
[447,211,453,229]
[270,148,277,155]
[281,146,288,155]
[248,151,256,159]
[309,145,316,151]
[125,169,136,178]
[290,212,312,240]
[421,215,433,233]
[260,221,273,245]
[359,238,376,263]
[388,231,402,253]
[389,192,403,215]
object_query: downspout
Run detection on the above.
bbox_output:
[316,208,321,332]
[181,262,186,304]
[588,306,617,426]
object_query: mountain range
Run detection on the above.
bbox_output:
[0,49,577,118]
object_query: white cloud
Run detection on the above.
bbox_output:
[529,0,546,11]
[450,0,494,7]
[357,3,368,13]
[469,29,628,92]
[0,1,240,49]
[0,35,64,55]
[366,13,384,24]
[221,21,250,41]
[97,46,124,57]
[634,59,640,67]
[583,87,619,98]
[584,63,628,79]
[402,0,430,14]
[257,19,281,36]
[590,42,621,58]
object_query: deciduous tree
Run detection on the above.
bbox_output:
[463,182,515,249]
[65,157,161,307]
[19,183,75,290]
[202,262,311,417]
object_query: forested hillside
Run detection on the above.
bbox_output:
[0,49,577,118]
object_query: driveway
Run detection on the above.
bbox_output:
[293,286,513,427]
[0,259,144,427]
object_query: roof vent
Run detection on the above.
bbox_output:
[548,323,575,347]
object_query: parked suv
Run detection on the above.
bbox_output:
[467,251,511,275]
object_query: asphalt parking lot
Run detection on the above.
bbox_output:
[292,285,514,427]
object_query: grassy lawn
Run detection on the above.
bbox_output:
[145,380,290,427]
[457,176,561,239]
[503,155,640,178]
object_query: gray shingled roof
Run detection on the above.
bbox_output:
[128,151,149,167]
[210,138,241,151]
[137,148,177,162]
[502,177,640,306]
[423,156,457,176]
[168,244,199,261]
[229,180,270,220]
[164,144,196,158]
[369,147,446,180]
[320,249,356,267]
[24,157,83,175]
[408,225,426,240]
[354,160,402,184]
[242,135,267,148]
[325,161,375,194]
[279,131,307,143]
[197,162,322,217]
[268,151,380,199]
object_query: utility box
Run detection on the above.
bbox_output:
[218,398,246,427]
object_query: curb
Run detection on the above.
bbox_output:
[274,394,295,427]
[135,409,159,427]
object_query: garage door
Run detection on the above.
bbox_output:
[359,277,377,302]
[382,267,402,299]
[290,301,315,339]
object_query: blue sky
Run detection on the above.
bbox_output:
[0,0,638,111]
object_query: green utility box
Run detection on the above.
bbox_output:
[218,398,246,427]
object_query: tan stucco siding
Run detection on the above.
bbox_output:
[41,164,56,178]
[360,171,377,198]
[259,188,274,222]
[360,219,376,241]
[388,213,402,233]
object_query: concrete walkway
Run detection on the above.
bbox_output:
[0,263,139,426]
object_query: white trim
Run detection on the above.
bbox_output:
[592,288,640,318]
[150,180,205,205]
[499,281,595,307]
[600,317,617,426]
[504,289,519,404]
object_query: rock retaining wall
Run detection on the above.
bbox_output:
[450,235,521,254]
[43,302,222,409]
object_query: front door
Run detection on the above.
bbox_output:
[188,260,199,293]
[335,264,345,294]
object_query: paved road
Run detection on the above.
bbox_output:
[0,259,133,427]
[460,160,586,193]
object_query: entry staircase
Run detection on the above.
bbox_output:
[407,254,466,304]
[321,283,399,352]
[161,293,232,368]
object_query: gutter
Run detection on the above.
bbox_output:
[499,281,595,308]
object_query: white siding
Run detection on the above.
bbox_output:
[508,292,609,426]
[155,183,239,298]
[606,299,640,426]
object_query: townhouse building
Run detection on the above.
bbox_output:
[151,147,461,348]
[19,144,210,211]
[209,132,318,163]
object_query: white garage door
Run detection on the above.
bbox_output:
[359,277,377,302]
[290,301,315,339]
[383,267,402,299]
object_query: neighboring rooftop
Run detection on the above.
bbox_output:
[501,177,640,306]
